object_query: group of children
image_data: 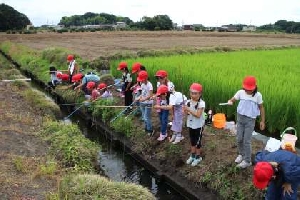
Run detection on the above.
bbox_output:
[117,61,207,166]
[46,55,300,198]
[47,55,112,101]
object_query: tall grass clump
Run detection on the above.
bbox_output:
[111,48,300,134]
[40,120,99,172]
[59,174,155,200]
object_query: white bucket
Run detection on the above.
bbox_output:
[280,127,298,149]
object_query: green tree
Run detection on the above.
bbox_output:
[0,3,31,31]
[140,15,173,31]
[58,12,132,27]
[153,15,173,30]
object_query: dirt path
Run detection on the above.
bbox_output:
[0,82,57,200]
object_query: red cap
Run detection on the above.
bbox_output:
[87,82,95,89]
[67,54,74,61]
[61,74,69,81]
[137,70,148,82]
[155,70,168,78]
[98,83,107,90]
[190,83,202,92]
[243,76,256,90]
[56,72,62,78]
[156,85,168,96]
[117,61,127,70]
[71,73,83,83]
[132,62,142,74]
[253,162,274,190]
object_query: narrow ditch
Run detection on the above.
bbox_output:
[1,50,219,200]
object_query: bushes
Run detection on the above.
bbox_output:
[60,174,155,200]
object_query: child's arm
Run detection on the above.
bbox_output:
[227,97,237,105]
[154,104,173,110]
[186,107,204,118]
[259,104,265,130]
[140,90,153,102]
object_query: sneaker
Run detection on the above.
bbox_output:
[236,160,252,168]
[235,155,243,164]
[172,136,184,144]
[186,156,194,165]
[191,157,202,167]
[169,134,177,142]
[157,134,167,141]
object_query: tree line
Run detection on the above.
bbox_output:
[59,13,173,31]
[0,3,31,31]
[258,20,300,33]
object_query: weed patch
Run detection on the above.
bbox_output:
[59,174,155,200]
[40,120,99,172]
[111,116,134,137]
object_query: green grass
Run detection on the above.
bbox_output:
[111,48,300,134]
[40,120,99,172]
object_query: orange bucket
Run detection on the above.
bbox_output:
[213,113,226,129]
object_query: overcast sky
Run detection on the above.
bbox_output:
[1,0,300,26]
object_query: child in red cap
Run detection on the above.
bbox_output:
[254,150,300,199]
[135,71,154,136]
[227,76,265,168]
[117,62,133,107]
[184,83,205,167]
[67,54,79,83]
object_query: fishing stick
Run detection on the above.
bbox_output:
[110,102,135,123]
[64,104,85,120]
[48,70,69,72]
[1,78,31,82]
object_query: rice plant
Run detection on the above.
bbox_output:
[111,49,300,133]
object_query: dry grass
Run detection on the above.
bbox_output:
[1,31,300,60]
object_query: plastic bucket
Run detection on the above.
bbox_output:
[280,127,298,149]
[213,113,226,129]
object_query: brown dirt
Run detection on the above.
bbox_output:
[0,81,58,200]
[1,31,300,60]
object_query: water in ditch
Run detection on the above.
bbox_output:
[62,112,185,200]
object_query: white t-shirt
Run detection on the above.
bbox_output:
[122,72,132,83]
[157,81,175,92]
[234,90,263,119]
[186,99,206,129]
[141,81,153,104]
[169,92,186,106]
[68,60,76,75]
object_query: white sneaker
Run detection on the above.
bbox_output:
[172,136,184,144]
[191,157,202,166]
[186,156,194,165]
[235,155,243,163]
[236,160,252,168]
[169,134,176,142]
[157,134,167,141]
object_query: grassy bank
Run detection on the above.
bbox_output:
[0,53,155,200]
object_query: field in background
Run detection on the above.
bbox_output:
[1,31,300,60]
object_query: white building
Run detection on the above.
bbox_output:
[242,25,256,32]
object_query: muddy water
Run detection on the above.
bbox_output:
[62,112,185,200]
